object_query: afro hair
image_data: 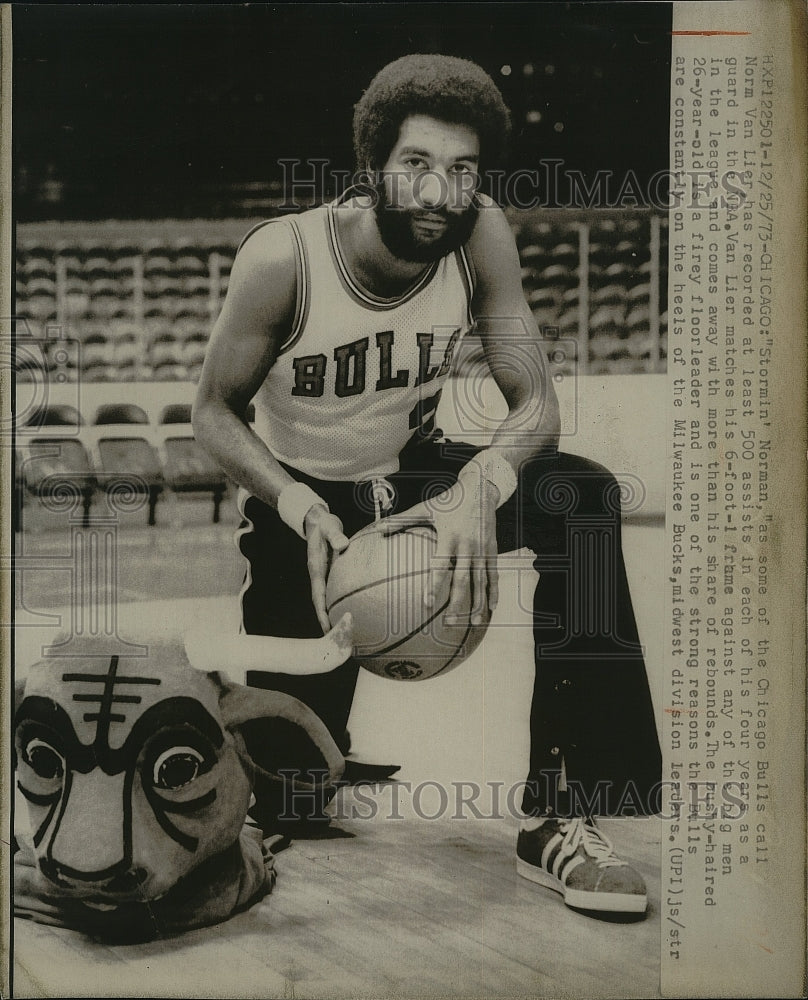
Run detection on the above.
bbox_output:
[353,54,512,175]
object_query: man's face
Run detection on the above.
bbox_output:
[374,114,481,263]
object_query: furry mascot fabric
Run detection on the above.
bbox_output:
[13,623,351,942]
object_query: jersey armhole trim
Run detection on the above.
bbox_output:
[278,217,310,354]
[235,217,309,356]
[457,244,477,327]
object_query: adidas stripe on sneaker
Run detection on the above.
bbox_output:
[516,817,647,913]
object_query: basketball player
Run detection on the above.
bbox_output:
[193,54,662,915]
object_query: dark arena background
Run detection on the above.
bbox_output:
[11,5,673,997]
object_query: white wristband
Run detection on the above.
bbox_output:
[277,482,329,539]
[458,449,518,508]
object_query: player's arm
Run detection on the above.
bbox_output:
[192,225,348,633]
[433,201,559,622]
[467,197,561,466]
[374,201,561,626]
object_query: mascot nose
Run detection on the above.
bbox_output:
[47,770,128,879]
[39,857,147,894]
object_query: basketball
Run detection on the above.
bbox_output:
[325,525,488,680]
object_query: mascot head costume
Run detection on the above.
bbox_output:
[13,617,352,941]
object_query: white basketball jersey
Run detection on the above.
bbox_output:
[245,199,476,481]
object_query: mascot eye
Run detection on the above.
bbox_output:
[24,738,64,781]
[152,746,205,790]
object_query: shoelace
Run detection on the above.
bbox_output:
[558,818,626,868]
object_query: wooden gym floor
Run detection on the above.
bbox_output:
[12,496,665,999]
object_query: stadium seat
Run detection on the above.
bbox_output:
[591,284,627,308]
[55,240,84,262]
[186,290,212,316]
[25,276,57,297]
[614,240,639,263]
[144,253,173,276]
[14,335,49,376]
[113,339,141,367]
[111,303,136,321]
[145,275,183,296]
[110,321,143,344]
[22,437,96,528]
[64,292,91,318]
[627,304,651,332]
[561,287,579,310]
[182,274,211,296]
[144,315,171,338]
[587,242,608,267]
[620,218,645,239]
[558,308,580,338]
[176,253,208,277]
[27,403,83,428]
[519,244,545,269]
[112,240,141,259]
[589,333,625,360]
[149,293,184,319]
[591,218,620,244]
[526,287,556,310]
[90,293,120,321]
[182,340,207,367]
[84,255,114,278]
[550,242,578,265]
[589,305,625,337]
[15,364,38,385]
[162,436,227,523]
[585,261,604,287]
[520,266,540,289]
[21,257,55,279]
[82,360,117,382]
[539,263,576,289]
[149,334,183,368]
[115,360,152,382]
[81,337,115,367]
[26,294,57,322]
[94,403,149,425]
[111,257,138,279]
[144,304,172,323]
[95,436,164,526]
[152,361,189,381]
[628,329,653,359]
[174,315,204,338]
[88,277,119,297]
[159,403,192,424]
[627,282,651,306]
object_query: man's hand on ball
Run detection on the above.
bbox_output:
[373,479,499,627]
[304,505,350,634]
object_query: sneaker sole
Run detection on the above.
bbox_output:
[516,858,647,913]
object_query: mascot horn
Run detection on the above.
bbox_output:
[13,616,352,942]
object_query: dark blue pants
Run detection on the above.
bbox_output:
[239,440,662,817]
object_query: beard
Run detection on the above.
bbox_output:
[372,182,480,264]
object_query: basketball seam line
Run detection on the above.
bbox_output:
[326,566,431,617]
[432,618,475,677]
[431,586,475,676]
[366,595,452,658]
[325,529,437,615]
